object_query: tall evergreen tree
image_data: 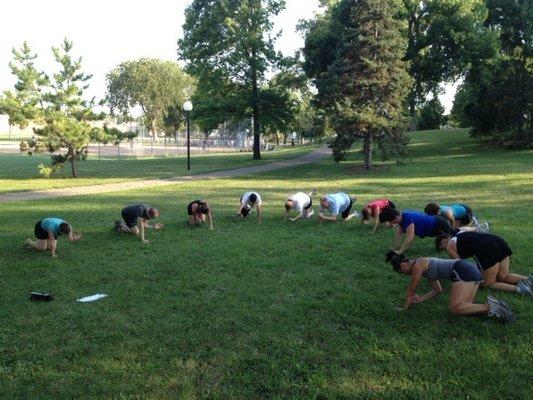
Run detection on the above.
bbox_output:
[178,0,286,160]
[329,0,411,169]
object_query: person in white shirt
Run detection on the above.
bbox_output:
[284,191,315,221]
[237,191,263,223]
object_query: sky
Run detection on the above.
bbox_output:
[0,0,456,113]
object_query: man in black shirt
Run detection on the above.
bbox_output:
[115,204,163,242]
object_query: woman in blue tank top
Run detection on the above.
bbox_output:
[26,217,82,257]
[386,251,514,322]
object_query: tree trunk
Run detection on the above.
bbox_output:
[251,51,261,160]
[283,132,288,145]
[150,119,157,140]
[275,134,279,146]
[68,147,78,177]
[408,92,417,132]
[363,133,373,170]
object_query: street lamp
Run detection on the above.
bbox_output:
[183,101,193,170]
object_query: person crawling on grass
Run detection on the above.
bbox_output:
[284,190,316,222]
[318,193,359,224]
[26,217,82,258]
[437,231,533,296]
[114,204,163,243]
[187,199,214,230]
[381,208,479,255]
[361,198,396,233]
[424,202,488,231]
[386,250,515,323]
[236,191,263,223]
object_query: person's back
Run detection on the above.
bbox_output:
[40,217,66,236]
[440,204,468,219]
[123,204,150,220]
[325,193,351,214]
[401,210,436,238]
[289,192,310,213]
[423,258,456,280]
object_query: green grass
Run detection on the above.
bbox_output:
[0,129,532,399]
[0,145,315,193]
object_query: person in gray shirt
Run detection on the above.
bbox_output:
[386,251,515,323]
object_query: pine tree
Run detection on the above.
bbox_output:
[330,0,411,169]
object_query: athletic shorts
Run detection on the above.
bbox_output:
[451,260,483,283]
[121,209,139,228]
[341,198,354,219]
[304,197,313,210]
[433,215,458,237]
[476,236,513,270]
[457,205,473,225]
[388,200,396,209]
[34,220,56,240]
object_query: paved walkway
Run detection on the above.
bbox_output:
[0,145,330,203]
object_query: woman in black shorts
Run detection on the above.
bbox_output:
[188,200,214,230]
[437,232,532,295]
[386,251,515,322]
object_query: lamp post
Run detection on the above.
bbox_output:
[183,101,193,170]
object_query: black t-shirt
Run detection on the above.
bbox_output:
[122,204,151,221]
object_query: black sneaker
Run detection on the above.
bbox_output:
[113,220,121,232]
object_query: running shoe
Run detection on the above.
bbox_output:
[487,295,515,323]
[517,280,533,297]
[310,189,317,197]
[527,274,533,287]
[477,221,490,233]
[350,196,357,203]
[472,216,479,226]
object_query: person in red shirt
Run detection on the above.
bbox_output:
[361,199,396,233]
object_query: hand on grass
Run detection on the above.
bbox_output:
[142,239,150,243]
[153,223,164,230]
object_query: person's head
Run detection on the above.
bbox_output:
[198,202,210,214]
[148,208,160,219]
[436,233,452,252]
[320,196,330,208]
[285,199,294,212]
[424,202,440,215]
[241,205,251,218]
[249,193,258,204]
[386,250,411,274]
[380,208,401,225]
[59,222,71,235]
[361,206,371,223]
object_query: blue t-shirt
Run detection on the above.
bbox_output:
[40,218,66,236]
[400,211,436,238]
[440,204,467,219]
[324,193,351,215]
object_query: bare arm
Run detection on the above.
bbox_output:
[48,231,57,257]
[68,229,82,243]
[256,204,262,223]
[397,223,415,254]
[371,207,380,233]
[414,279,443,304]
[446,241,460,259]
[208,210,214,230]
[138,218,148,242]
[444,210,455,226]
[404,259,425,309]
[393,226,403,249]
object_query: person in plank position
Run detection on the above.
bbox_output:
[318,193,358,224]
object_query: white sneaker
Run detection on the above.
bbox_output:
[487,295,515,323]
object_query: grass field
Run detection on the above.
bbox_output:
[0,145,314,193]
[0,129,532,399]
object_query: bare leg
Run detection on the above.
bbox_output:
[188,215,197,226]
[449,282,489,316]
[483,263,519,293]
[26,238,48,251]
[497,256,527,284]
[120,225,139,236]
[344,213,357,222]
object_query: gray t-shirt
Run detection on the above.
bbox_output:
[422,258,457,280]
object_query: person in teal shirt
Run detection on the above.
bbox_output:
[26,217,82,257]
[424,202,488,231]
[318,192,358,224]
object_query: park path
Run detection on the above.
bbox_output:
[0,145,330,203]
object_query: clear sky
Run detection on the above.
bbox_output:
[0,0,455,112]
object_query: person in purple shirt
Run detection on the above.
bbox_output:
[380,208,480,254]
[25,217,82,257]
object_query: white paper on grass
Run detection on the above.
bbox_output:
[76,293,108,303]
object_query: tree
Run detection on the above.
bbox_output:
[3,40,102,178]
[304,0,411,169]
[402,0,490,129]
[0,42,47,131]
[178,0,286,160]
[106,59,195,139]
[417,96,445,130]
[456,0,532,146]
